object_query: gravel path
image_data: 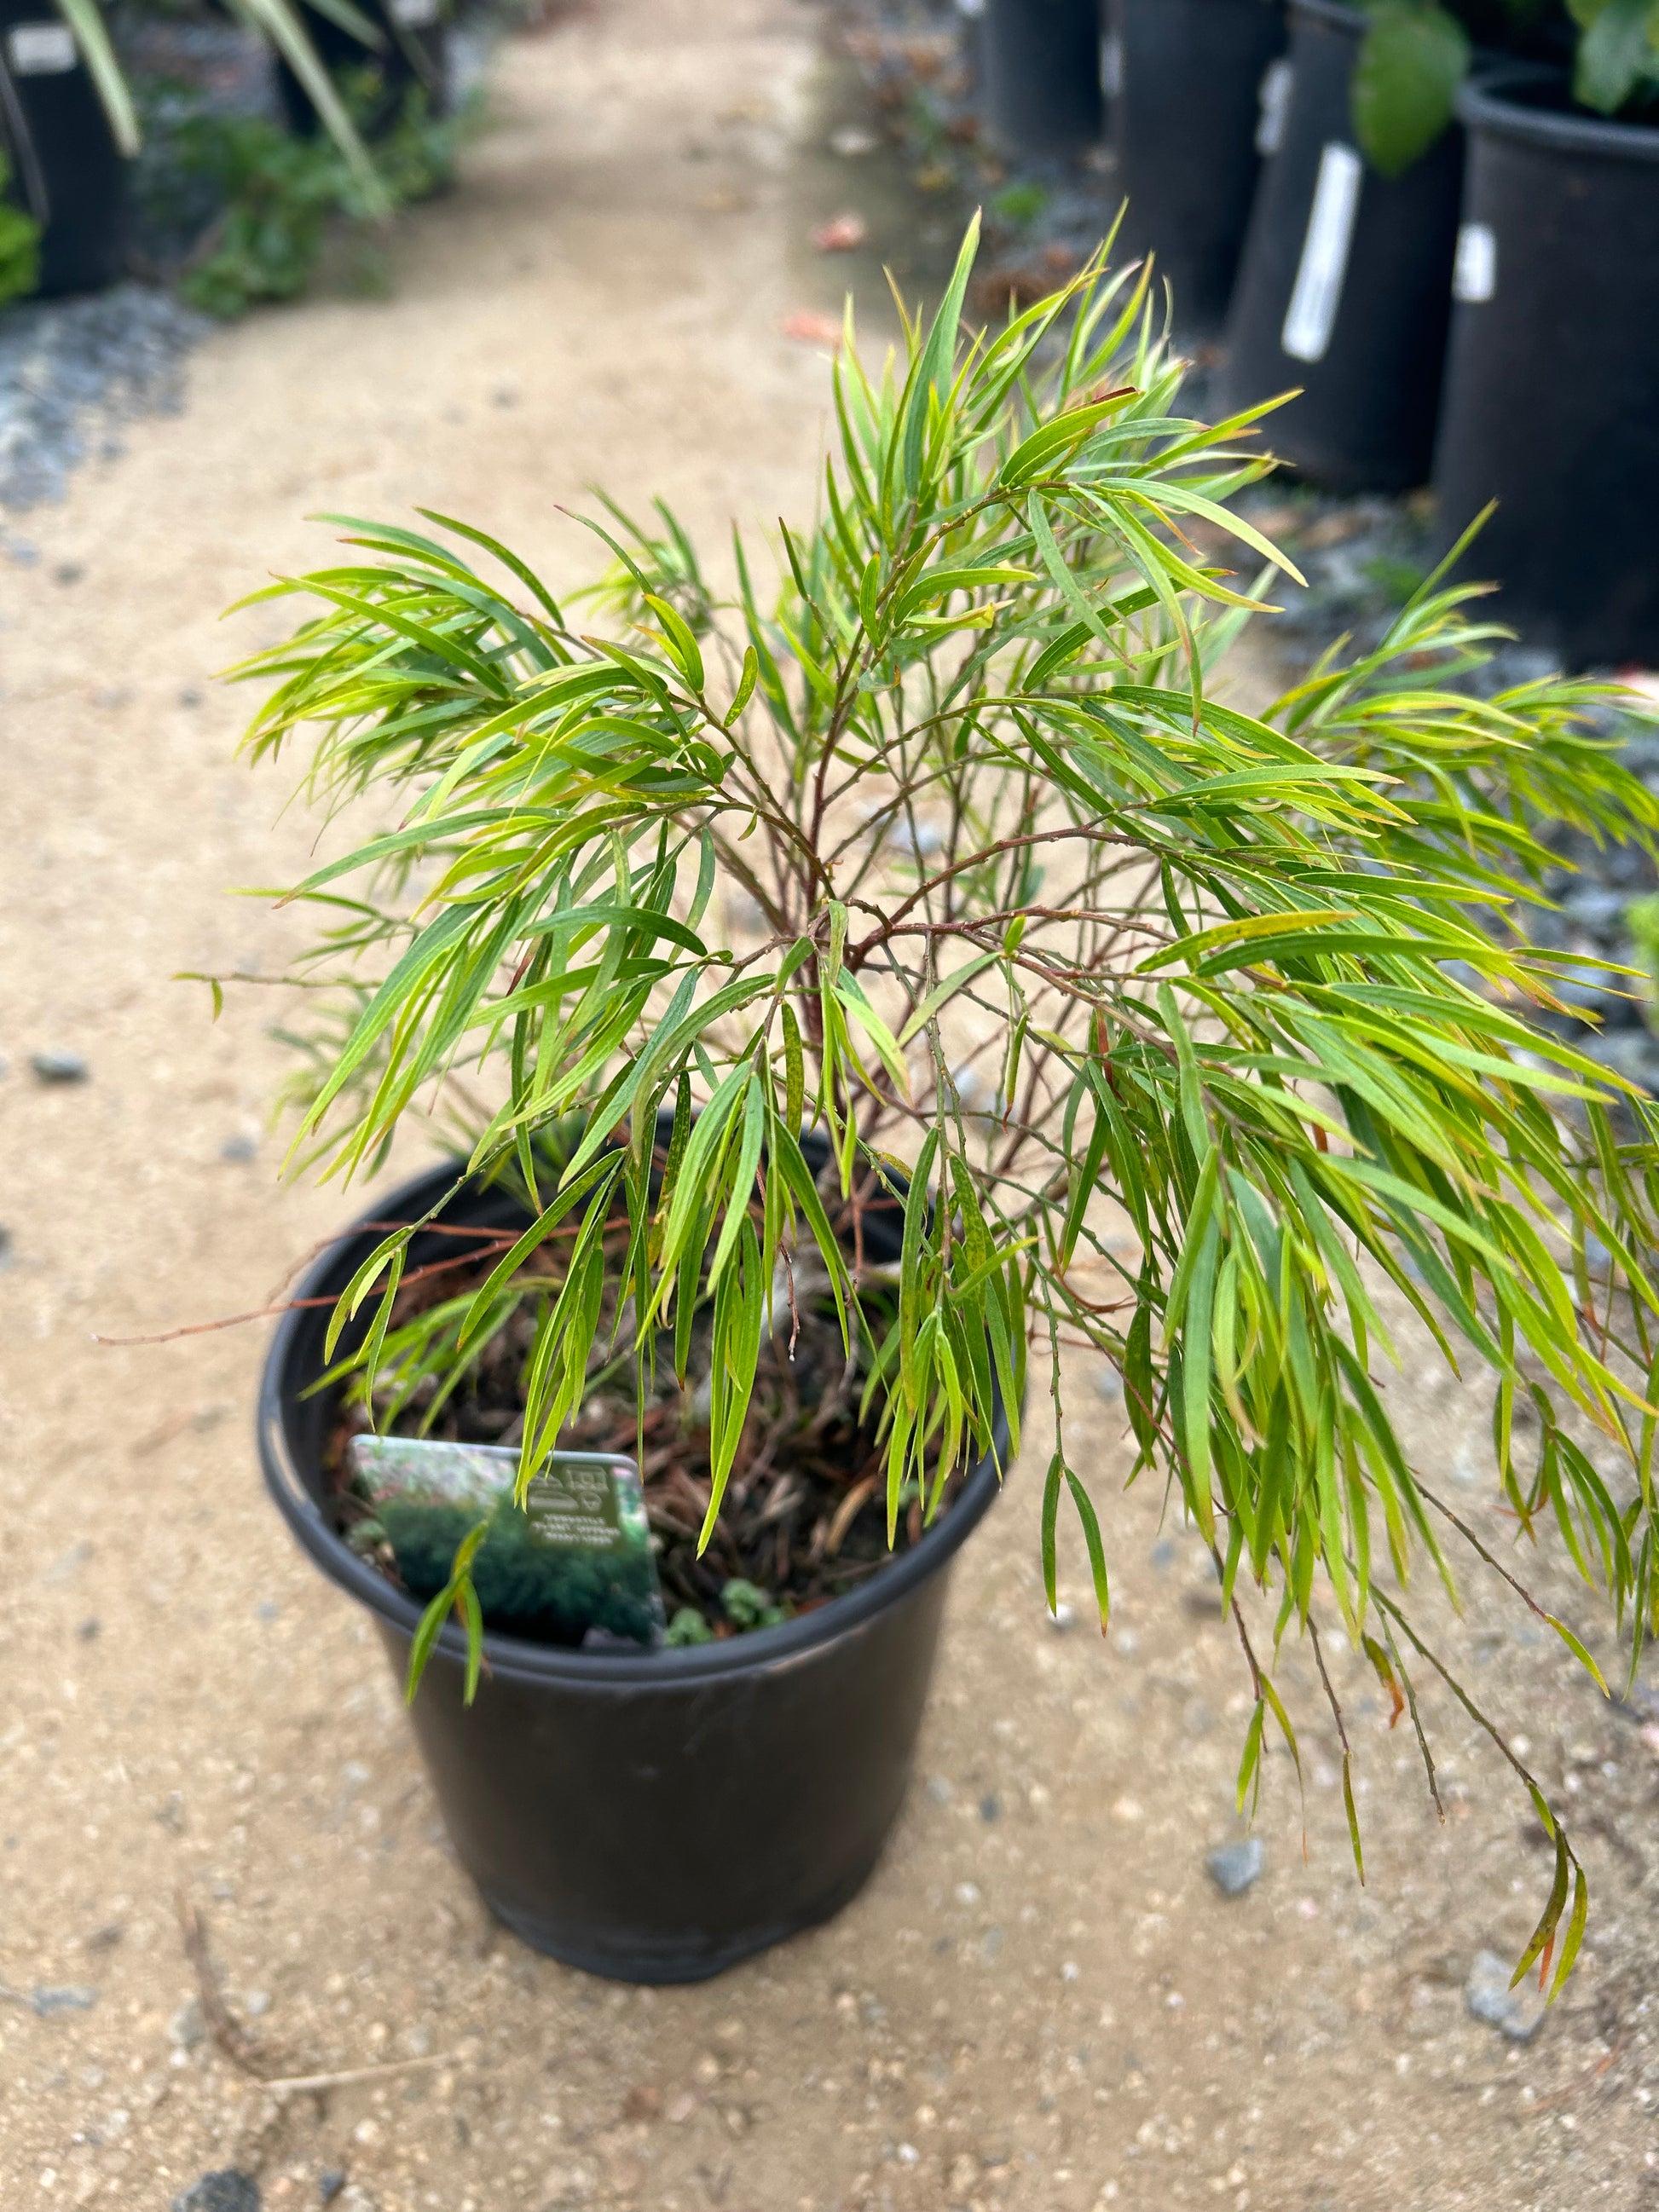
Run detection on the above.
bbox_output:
[3,5,1658,2209]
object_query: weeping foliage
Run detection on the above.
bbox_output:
[223,222,1659,1995]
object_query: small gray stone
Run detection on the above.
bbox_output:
[220,1133,258,1163]
[979,1793,1000,1822]
[172,2174,260,2212]
[925,1775,955,1806]
[1205,1838,1264,1897]
[30,1049,88,1083]
[32,1984,97,2014]
[980,1926,1004,1961]
[169,1996,205,2048]
[318,2177,346,2207]
[1465,1949,1546,2042]
[243,1990,271,2018]
[1095,1364,1124,1401]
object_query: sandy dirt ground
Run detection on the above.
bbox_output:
[3,3,1659,2208]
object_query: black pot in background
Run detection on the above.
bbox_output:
[276,0,448,142]
[1103,0,1286,333]
[259,1160,1008,1984]
[980,0,1103,162]
[1432,72,1659,669]
[1217,0,1463,492]
[0,0,126,296]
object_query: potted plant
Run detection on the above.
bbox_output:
[979,0,1104,161]
[217,224,1659,1990]
[1217,0,1471,488]
[0,0,394,306]
[1431,49,1659,666]
[0,0,137,294]
[1102,0,1286,334]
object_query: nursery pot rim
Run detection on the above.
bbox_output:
[1456,65,1659,165]
[1285,0,1361,36]
[257,1160,1009,1690]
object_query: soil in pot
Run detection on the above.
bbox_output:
[1103,0,1286,334]
[322,1161,967,1648]
[979,0,1105,162]
[1217,0,1463,491]
[0,0,128,296]
[1431,70,1659,669]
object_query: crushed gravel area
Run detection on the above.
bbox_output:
[0,285,211,516]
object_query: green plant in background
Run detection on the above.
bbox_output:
[221,222,1659,1990]
[1352,0,1658,176]
[0,157,43,306]
[175,89,463,318]
[1624,892,1659,1008]
[990,179,1051,231]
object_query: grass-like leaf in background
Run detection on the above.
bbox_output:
[221,221,1659,1997]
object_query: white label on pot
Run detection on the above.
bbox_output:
[6,22,77,74]
[1256,57,1293,156]
[1453,222,1497,303]
[1100,29,1124,98]
[1280,141,1362,364]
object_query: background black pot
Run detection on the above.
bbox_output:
[980,0,1103,162]
[258,1158,1008,1983]
[1217,0,1463,491]
[1431,71,1659,669]
[1103,0,1286,333]
[0,0,127,296]
[277,0,448,141]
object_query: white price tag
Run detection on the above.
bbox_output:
[7,21,77,74]
[1453,222,1497,303]
[1280,141,1363,364]
[1100,29,1124,98]
[1256,57,1292,157]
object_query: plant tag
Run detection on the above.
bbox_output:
[1453,222,1496,304]
[1256,57,1293,157]
[388,0,442,26]
[7,22,77,73]
[1280,141,1362,365]
[347,1436,666,1649]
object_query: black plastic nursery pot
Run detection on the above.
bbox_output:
[0,0,127,296]
[276,0,448,141]
[1103,0,1286,333]
[258,1160,1008,1984]
[980,0,1103,161]
[1431,72,1659,669]
[1217,0,1464,491]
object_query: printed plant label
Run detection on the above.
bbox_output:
[1280,140,1363,365]
[8,22,77,72]
[1453,222,1497,304]
[347,1436,665,1648]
